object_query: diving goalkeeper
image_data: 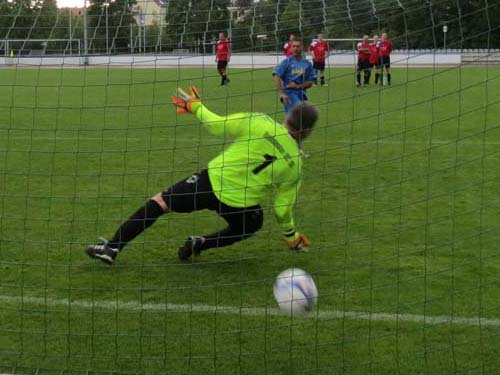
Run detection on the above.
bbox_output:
[86,86,318,264]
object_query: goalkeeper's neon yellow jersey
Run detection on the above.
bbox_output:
[191,102,302,232]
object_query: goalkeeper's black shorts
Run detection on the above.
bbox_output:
[161,169,263,230]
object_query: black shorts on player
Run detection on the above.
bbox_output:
[356,59,371,86]
[380,56,390,69]
[357,59,371,72]
[217,60,228,70]
[217,60,230,85]
[312,61,325,71]
[162,170,263,259]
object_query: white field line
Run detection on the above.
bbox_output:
[0,295,499,327]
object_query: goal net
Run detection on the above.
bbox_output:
[1,0,500,374]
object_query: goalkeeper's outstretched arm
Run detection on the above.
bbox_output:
[191,103,252,138]
[274,180,310,252]
[172,86,251,138]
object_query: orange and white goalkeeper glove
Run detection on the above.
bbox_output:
[284,232,310,252]
[171,86,201,114]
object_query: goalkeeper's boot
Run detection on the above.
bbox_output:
[86,237,119,265]
[292,243,309,253]
[178,236,205,260]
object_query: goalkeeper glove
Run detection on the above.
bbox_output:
[284,232,310,252]
[171,86,201,114]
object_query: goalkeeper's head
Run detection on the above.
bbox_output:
[286,102,318,142]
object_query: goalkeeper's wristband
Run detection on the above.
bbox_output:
[189,100,202,113]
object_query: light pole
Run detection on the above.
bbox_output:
[68,8,72,55]
[138,13,145,54]
[83,0,88,64]
[141,15,145,54]
[228,7,235,40]
[104,1,109,55]
[443,24,448,51]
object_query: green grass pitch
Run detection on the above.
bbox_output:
[1,65,500,374]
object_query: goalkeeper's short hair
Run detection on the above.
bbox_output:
[286,102,318,137]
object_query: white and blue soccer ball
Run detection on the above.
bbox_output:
[273,268,318,316]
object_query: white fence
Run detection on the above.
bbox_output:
[1,51,498,68]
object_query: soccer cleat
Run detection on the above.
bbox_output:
[356,82,361,87]
[285,232,310,253]
[292,244,309,253]
[224,77,231,85]
[178,236,205,260]
[321,83,328,87]
[86,237,119,265]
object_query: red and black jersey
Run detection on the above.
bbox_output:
[308,40,330,63]
[369,42,380,65]
[283,41,293,57]
[357,41,370,60]
[379,40,393,57]
[216,39,231,61]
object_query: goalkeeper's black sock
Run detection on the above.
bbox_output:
[320,76,325,85]
[108,200,164,250]
[388,73,391,84]
[375,73,380,84]
[198,228,251,251]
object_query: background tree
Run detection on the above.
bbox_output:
[2,0,500,55]
[164,0,229,51]
[0,0,14,38]
[88,0,136,53]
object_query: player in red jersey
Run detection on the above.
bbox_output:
[216,32,232,86]
[283,34,296,57]
[379,32,393,85]
[368,35,381,85]
[308,32,330,86]
[356,35,371,87]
